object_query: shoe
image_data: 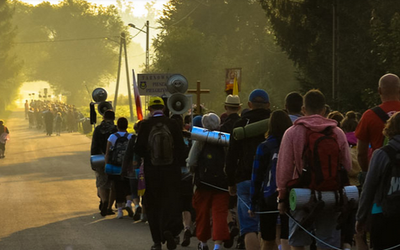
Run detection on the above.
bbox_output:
[107,209,115,215]
[151,243,162,250]
[125,205,134,218]
[116,210,123,219]
[197,242,209,250]
[181,229,191,247]
[100,201,109,217]
[224,226,239,248]
[99,201,102,211]
[163,231,177,250]
[133,206,142,221]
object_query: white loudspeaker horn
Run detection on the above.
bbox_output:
[166,74,188,94]
[92,88,108,102]
[168,93,190,114]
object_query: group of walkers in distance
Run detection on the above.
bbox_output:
[25,99,84,136]
[90,73,400,250]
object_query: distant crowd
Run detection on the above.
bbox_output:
[90,73,400,250]
[25,99,85,136]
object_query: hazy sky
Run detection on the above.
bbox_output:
[19,0,168,17]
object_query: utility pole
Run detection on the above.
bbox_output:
[128,21,150,71]
[114,32,134,122]
[146,20,149,71]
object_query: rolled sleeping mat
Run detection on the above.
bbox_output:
[190,126,230,146]
[344,185,359,203]
[289,188,312,211]
[232,118,269,140]
[290,186,360,212]
[90,154,105,170]
[290,188,338,211]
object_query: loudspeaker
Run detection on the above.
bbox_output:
[92,88,108,102]
[98,101,113,116]
[166,74,188,94]
[167,93,190,115]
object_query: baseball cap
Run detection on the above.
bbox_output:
[149,96,165,107]
[249,89,269,103]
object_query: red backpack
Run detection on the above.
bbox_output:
[287,127,348,191]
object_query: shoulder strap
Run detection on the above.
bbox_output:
[372,106,390,123]
[115,133,121,138]
[381,145,398,163]
[123,132,129,138]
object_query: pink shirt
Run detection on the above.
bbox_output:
[276,115,352,199]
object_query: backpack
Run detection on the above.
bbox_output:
[109,133,130,166]
[287,127,347,191]
[262,141,279,199]
[195,142,227,189]
[148,122,174,166]
[380,145,400,219]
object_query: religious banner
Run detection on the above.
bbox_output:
[225,68,242,94]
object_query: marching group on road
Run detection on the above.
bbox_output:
[87,73,400,250]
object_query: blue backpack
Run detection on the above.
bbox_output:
[261,137,279,199]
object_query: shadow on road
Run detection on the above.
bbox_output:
[0,213,153,250]
[0,151,93,183]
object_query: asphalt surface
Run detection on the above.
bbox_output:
[0,110,201,250]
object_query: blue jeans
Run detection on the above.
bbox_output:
[236,180,259,236]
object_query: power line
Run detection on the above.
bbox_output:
[15,36,120,44]
[169,3,201,26]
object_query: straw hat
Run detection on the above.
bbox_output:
[224,95,242,107]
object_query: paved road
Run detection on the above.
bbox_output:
[0,110,200,250]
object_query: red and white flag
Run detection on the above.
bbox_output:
[132,69,143,121]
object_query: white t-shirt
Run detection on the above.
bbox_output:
[108,132,133,147]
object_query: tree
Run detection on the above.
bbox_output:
[152,0,299,113]
[0,0,22,113]
[259,0,400,111]
[12,0,127,105]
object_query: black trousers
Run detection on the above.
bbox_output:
[143,165,183,244]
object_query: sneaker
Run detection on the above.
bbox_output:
[116,210,123,219]
[133,206,142,221]
[197,242,209,250]
[163,231,177,250]
[181,229,191,247]
[224,226,239,248]
[125,205,134,218]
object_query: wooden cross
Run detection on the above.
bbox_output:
[187,80,210,115]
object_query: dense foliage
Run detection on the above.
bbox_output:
[0,0,22,113]
[260,0,400,111]
[11,0,127,105]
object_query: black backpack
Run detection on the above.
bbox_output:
[148,122,174,166]
[109,133,130,166]
[380,145,400,219]
[195,142,227,189]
